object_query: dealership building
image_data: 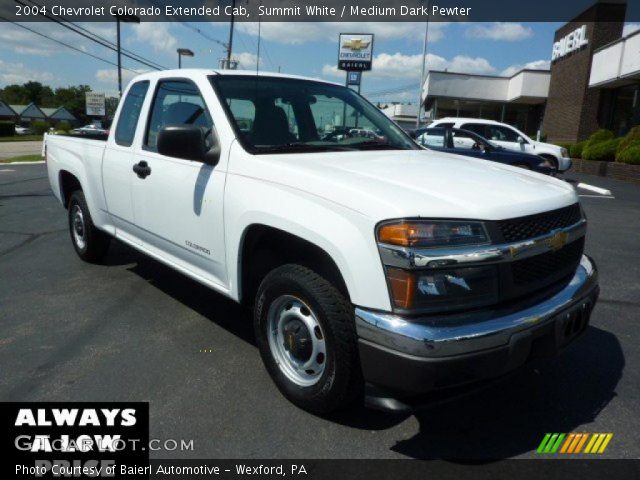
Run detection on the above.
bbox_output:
[422,1,637,143]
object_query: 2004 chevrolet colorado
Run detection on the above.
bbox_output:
[45,70,599,413]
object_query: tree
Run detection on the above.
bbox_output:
[1,82,95,123]
[53,85,92,120]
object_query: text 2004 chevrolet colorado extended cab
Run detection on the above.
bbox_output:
[45,70,599,413]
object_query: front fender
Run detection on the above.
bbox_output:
[224,173,391,311]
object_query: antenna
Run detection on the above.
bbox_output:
[256,1,262,75]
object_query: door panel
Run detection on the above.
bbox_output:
[102,80,149,238]
[130,79,228,287]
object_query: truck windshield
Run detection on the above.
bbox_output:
[210,75,418,154]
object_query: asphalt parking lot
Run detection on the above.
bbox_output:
[1,163,639,460]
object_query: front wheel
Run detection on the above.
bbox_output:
[254,264,362,414]
[539,154,559,174]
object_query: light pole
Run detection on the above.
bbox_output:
[114,13,140,98]
[177,48,195,68]
[416,0,431,129]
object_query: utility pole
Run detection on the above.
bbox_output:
[114,14,140,98]
[116,19,121,97]
[226,0,235,68]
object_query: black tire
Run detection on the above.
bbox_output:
[254,264,362,414]
[540,154,559,174]
[513,163,531,170]
[68,190,110,263]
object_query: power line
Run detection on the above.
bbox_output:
[179,21,228,50]
[365,83,420,97]
[0,18,138,73]
[62,20,167,70]
[18,0,167,71]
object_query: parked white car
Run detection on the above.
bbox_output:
[15,125,32,135]
[44,70,597,413]
[72,124,108,136]
[430,117,571,172]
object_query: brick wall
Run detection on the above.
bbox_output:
[572,158,640,184]
[542,3,625,144]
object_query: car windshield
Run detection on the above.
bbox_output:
[210,75,418,154]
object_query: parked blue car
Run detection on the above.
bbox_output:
[414,127,554,175]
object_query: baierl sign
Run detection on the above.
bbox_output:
[552,25,589,61]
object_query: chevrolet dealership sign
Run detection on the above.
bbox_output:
[338,33,374,71]
[552,25,589,61]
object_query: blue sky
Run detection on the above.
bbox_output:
[1,20,638,102]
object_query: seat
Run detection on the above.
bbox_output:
[251,104,295,146]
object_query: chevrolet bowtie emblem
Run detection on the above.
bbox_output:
[342,39,370,51]
[547,231,569,251]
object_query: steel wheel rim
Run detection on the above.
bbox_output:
[267,295,327,387]
[71,204,86,250]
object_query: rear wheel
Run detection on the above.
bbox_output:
[254,264,362,414]
[68,190,110,263]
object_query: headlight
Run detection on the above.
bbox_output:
[561,148,568,158]
[386,265,499,312]
[377,220,489,248]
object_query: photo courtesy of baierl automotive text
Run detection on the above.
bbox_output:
[1,0,639,478]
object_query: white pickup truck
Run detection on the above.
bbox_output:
[45,69,599,413]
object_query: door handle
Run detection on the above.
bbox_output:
[132,161,151,179]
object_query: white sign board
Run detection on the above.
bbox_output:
[86,92,106,116]
[338,33,374,71]
[552,25,589,61]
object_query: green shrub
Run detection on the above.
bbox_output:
[30,120,51,135]
[570,141,587,159]
[556,142,573,151]
[616,126,640,154]
[616,144,640,165]
[582,138,621,162]
[585,129,614,148]
[0,121,15,137]
[55,120,71,132]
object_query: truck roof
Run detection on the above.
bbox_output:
[433,117,505,125]
[130,69,340,86]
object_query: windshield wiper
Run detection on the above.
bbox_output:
[253,142,357,153]
[353,141,408,150]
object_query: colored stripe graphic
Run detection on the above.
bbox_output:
[573,433,589,453]
[537,433,566,453]
[537,433,552,453]
[539,433,613,454]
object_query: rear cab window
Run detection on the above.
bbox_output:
[115,81,149,147]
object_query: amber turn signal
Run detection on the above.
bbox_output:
[386,268,416,309]
[378,223,420,247]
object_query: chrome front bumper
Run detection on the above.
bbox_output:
[356,255,598,359]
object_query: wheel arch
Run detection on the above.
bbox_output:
[58,170,83,209]
[237,223,350,307]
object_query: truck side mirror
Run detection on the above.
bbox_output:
[157,125,220,166]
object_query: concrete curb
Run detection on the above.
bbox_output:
[0,160,45,165]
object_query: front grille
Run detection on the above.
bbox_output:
[498,204,582,242]
[511,237,584,286]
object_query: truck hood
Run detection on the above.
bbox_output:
[237,148,578,221]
